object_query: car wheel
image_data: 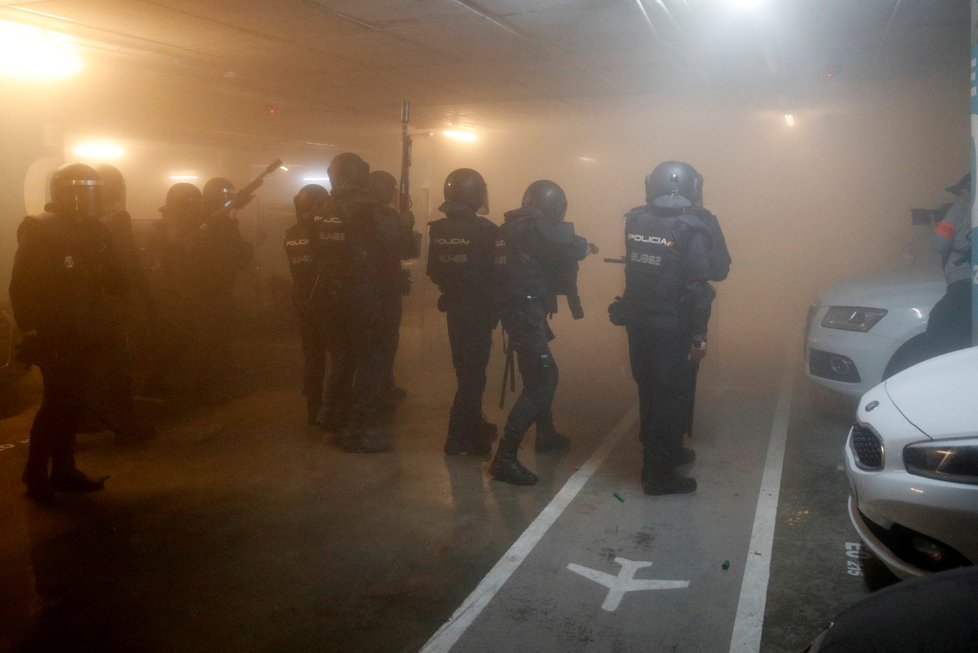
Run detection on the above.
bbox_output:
[882,334,928,380]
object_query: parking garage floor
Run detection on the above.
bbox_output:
[0,297,897,653]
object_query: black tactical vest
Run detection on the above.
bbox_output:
[624,209,687,309]
[427,209,495,296]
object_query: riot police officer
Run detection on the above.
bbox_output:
[93,163,155,439]
[196,177,251,385]
[323,152,391,453]
[284,184,332,424]
[10,163,127,501]
[610,161,715,495]
[368,170,416,403]
[427,168,498,456]
[490,180,595,485]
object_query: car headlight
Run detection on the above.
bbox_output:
[904,439,978,485]
[821,306,888,332]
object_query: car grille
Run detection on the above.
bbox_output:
[850,424,884,470]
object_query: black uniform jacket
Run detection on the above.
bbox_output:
[10,213,126,350]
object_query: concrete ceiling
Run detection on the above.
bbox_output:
[0,0,969,142]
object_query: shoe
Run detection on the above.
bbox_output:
[383,385,407,402]
[22,468,55,503]
[444,435,492,456]
[478,415,498,443]
[489,437,537,486]
[535,431,570,453]
[340,426,391,454]
[50,467,106,493]
[643,474,696,496]
[675,448,696,465]
[316,409,348,434]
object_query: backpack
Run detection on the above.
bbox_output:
[685,208,731,282]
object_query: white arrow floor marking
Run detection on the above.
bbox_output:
[567,557,690,611]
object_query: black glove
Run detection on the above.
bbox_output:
[608,296,629,327]
[15,333,40,366]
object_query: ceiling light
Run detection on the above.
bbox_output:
[578,156,596,163]
[73,142,125,160]
[279,165,289,171]
[443,130,478,142]
[303,176,330,182]
[0,20,83,81]
[169,174,199,181]
[784,113,796,127]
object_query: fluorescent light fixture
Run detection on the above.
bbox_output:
[73,142,125,160]
[169,174,199,181]
[442,130,478,142]
[0,20,83,81]
[578,156,596,163]
[784,113,796,127]
[303,176,330,182]
[279,165,289,171]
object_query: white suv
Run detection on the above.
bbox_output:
[805,265,945,398]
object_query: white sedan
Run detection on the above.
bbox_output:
[805,265,945,398]
[845,346,978,579]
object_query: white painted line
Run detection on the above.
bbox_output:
[420,403,640,653]
[729,362,795,653]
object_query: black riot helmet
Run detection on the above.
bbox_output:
[644,160,701,209]
[444,168,488,213]
[95,163,126,215]
[368,170,397,206]
[161,182,204,226]
[522,179,567,222]
[293,184,329,222]
[203,177,236,214]
[327,152,370,192]
[50,162,102,220]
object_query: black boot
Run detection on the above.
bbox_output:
[489,436,537,485]
[478,414,498,443]
[22,460,55,503]
[51,433,106,492]
[643,471,696,495]
[535,416,570,453]
[50,467,106,492]
[340,425,391,454]
[444,434,492,456]
[674,448,696,465]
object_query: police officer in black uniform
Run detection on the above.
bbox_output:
[93,163,155,439]
[368,170,416,403]
[490,180,596,485]
[611,161,715,495]
[284,184,331,424]
[427,168,498,456]
[196,177,251,385]
[10,163,127,501]
[324,152,391,453]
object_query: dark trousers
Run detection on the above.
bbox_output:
[25,347,93,480]
[626,319,692,480]
[502,301,558,442]
[378,290,403,390]
[926,280,972,358]
[298,310,329,413]
[321,285,384,428]
[445,298,495,433]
